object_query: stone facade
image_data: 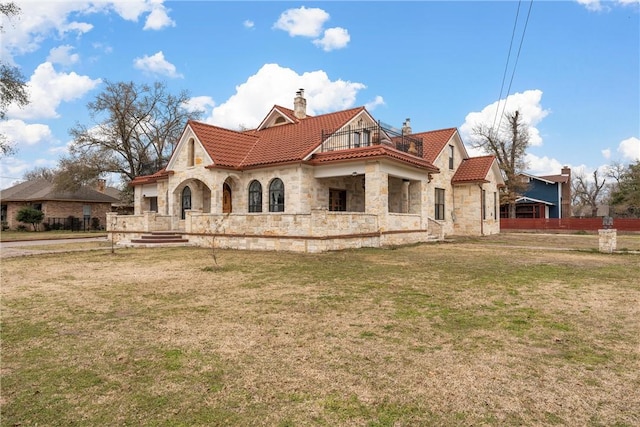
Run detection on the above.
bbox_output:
[112,101,504,252]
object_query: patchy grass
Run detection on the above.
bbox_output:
[1,238,639,426]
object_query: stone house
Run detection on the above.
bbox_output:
[1,179,119,230]
[110,90,504,252]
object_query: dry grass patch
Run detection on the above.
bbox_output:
[1,241,639,426]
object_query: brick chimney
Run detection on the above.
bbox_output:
[95,178,106,193]
[294,89,306,119]
[561,166,571,218]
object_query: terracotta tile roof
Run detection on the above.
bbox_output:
[129,168,172,186]
[452,155,497,184]
[184,107,365,170]
[308,145,439,172]
[189,120,258,168]
[410,128,457,164]
[0,179,119,203]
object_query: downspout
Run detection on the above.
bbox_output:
[478,184,484,236]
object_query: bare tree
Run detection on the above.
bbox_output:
[23,166,57,182]
[471,110,530,218]
[572,169,607,217]
[68,80,202,183]
[0,2,30,156]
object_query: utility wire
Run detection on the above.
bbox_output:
[492,0,522,133]
[496,0,534,133]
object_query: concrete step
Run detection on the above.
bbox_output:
[129,231,189,245]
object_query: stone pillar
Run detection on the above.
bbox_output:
[402,180,410,213]
[365,162,388,231]
[598,229,617,253]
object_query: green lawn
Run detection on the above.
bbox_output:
[1,238,639,426]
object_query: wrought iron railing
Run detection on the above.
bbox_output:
[321,121,423,157]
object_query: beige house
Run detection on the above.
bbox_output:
[109,90,504,252]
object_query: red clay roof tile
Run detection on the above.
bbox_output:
[452,155,497,184]
[410,128,457,164]
[309,145,439,172]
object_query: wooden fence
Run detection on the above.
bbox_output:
[500,218,640,232]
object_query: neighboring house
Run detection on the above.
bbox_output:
[110,90,505,252]
[500,167,571,219]
[1,179,119,230]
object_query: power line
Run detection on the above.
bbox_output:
[492,0,522,133]
[493,0,535,134]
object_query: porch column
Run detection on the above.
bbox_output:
[365,162,388,231]
[402,180,410,213]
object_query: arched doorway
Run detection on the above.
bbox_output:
[181,186,192,219]
[223,183,232,213]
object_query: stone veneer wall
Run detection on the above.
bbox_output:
[108,209,434,253]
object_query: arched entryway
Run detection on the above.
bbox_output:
[181,186,192,219]
[223,182,232,213]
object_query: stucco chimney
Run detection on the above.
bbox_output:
[294,88,306,119]
[402,118,412,134]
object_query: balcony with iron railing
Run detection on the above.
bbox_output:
[321,121,423,158]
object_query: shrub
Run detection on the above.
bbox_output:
[91,217,101,231]
[16,207,44,231]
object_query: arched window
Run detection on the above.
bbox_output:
[181,186,192,220]
[248,180,262,212]
[269,178,284,212]
[187,139,195,167]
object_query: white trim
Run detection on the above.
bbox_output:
[515,196,555,205]
[519,172,556,185]
[256,107,295,131]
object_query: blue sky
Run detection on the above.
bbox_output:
[1,0,638,189]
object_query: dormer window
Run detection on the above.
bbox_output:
[274,117,286,125]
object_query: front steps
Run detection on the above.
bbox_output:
[123,231,192,247]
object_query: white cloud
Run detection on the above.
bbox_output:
[273,6,329,37]
[602,148,611,159]
[1,1,174,62]
[313,27,350,51]
[184,96,216,114]
[205,63,366,130]
[0,120,53,146]
[6,62,101,120]
[0,156,59,189]
[576,0,606,11]
[460,89,550,147]
[524,153,565,176]
[133,51,183,78]
[576,0,639,11]
[617,137,640,161]
[46,45,80,66]
[244,20,255,29]
[364,96,385,111]
[143,3,175,30]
